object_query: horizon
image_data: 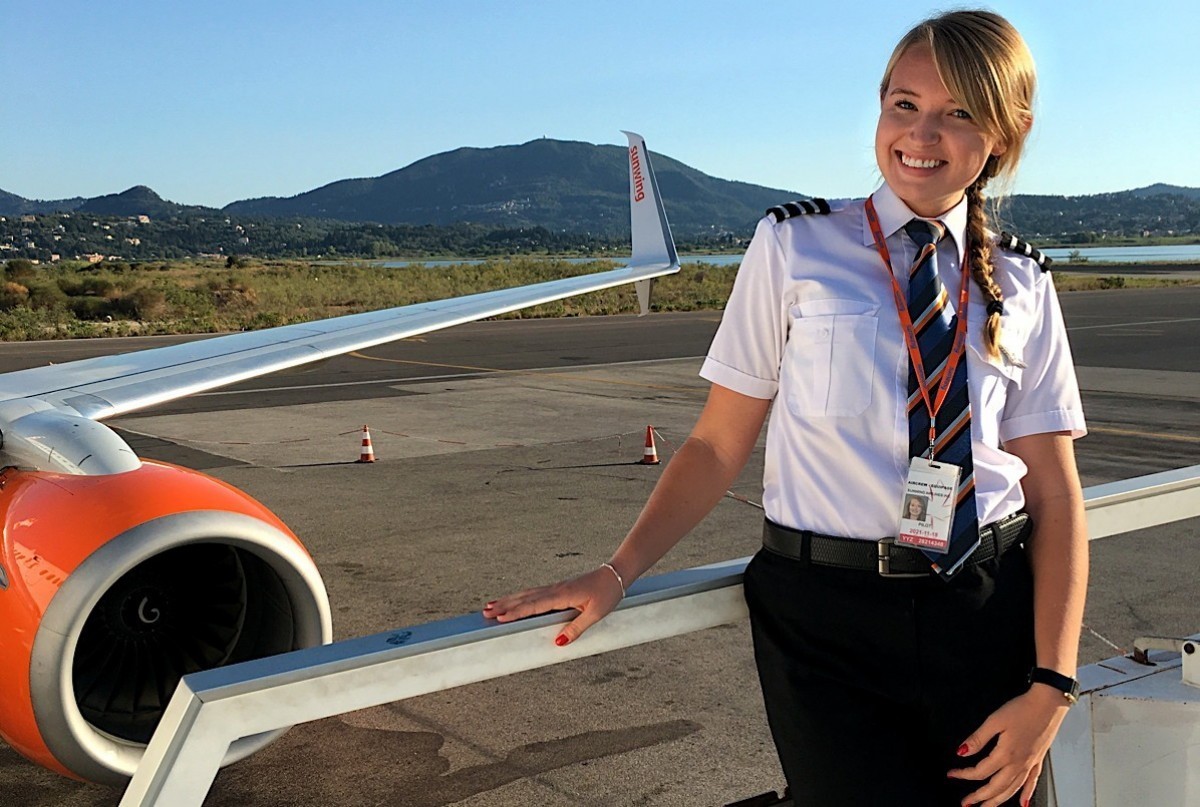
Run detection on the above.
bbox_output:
[4,1,1198,207]
[5,134,1195,211]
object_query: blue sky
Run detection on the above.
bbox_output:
[4,1,1198,208]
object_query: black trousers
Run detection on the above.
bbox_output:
[743,532,1037,806]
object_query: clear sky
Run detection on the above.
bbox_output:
[4,1,1198,208]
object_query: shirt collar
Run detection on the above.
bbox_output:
[862,183,969,260]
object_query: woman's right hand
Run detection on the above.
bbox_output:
[482,565,626,646]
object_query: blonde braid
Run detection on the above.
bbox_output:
[966,158,1004,359]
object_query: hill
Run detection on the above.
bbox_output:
[222,138,801,235]
[0,188,85,216]
[1129,183,1200,200]
[75,186,216,218]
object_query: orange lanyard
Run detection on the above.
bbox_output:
[864,197,971,457]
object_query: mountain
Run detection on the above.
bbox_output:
[0,189,85,216]
[1128,183,1200,200]
[4,137,1199,242]
[0,185,210,218]
[223,138,801,235]
[74,186,215,218]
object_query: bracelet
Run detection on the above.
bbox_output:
[600,562,626,597]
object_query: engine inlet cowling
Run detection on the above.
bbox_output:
[0,461,331,785]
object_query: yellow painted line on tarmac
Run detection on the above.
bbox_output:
[348,351,698,393]
[350,352,496,373]
[1089,426,1200,445]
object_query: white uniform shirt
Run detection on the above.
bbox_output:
[700,183,1087,539]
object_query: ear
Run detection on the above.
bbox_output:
[990,138,1009,158]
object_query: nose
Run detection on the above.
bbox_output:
[910,112,941,145]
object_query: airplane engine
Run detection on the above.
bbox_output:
[0,459,332,785]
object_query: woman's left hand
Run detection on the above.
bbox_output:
[947,684,1070,807]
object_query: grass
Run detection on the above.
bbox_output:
[0,257,1194,341]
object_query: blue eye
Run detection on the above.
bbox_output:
[895,99,917,110]
[951,108,973,120]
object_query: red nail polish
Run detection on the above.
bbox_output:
[956,743,970,757]
[484,601,496,608]
[555,634,569,646]
[1022,799,1030,807]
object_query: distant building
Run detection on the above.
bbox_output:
[82,253,105,264]
[18,215,35,223]
[137,215,151,224]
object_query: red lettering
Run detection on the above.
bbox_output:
[629,145,646,202]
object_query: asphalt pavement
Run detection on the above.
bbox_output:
[0,287,1197,806]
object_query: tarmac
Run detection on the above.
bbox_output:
[0,287,1197,806]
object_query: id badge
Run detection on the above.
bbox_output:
[897,457,960,554]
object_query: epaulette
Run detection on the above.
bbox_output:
[766,198,832,223]
[997,231,1052,270]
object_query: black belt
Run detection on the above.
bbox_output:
[762,511,1032,578]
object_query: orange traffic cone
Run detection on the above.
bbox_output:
[640,425,660,465]
[357,425,376,463]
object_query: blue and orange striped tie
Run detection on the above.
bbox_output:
[904,219,980,579]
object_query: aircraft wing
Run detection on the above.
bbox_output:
[0,132,679,422]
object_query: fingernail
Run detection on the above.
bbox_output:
[1022,799,1029,807]
[484,601,496,608]
[555,634,570,646]
[956,743,970,757]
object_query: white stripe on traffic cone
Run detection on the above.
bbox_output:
[357,425,376,463]
[640,425,660,465]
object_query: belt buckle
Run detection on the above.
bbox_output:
[876,537,929,578]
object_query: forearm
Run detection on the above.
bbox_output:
[1005,432,1089,677]
[1027,486,1088,676]
[610,432,757,584]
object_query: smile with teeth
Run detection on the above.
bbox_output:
[899,152,944,169]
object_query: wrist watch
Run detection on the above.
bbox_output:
[1029,667,1080,705]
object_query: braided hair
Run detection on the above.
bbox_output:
[966,157,1005,358]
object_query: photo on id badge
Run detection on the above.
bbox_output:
[897,458,959,553]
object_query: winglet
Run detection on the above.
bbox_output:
[621,131,678,315]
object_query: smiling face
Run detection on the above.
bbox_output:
[875,45,1008,217]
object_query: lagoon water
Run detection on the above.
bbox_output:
[378,243,1200,268]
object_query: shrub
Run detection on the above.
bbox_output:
[26,281,68,310]
[0,282,30,310]
[69,296,116,321]
[4,259,36,281]
[114,287,168,320]
[59,276,119,298]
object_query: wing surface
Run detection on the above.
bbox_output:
[0,132,679,422]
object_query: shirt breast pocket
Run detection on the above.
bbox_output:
[783,298,880,417]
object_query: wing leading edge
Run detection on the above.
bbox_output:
[0,132,679,423]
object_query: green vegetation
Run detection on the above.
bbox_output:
[0,257,1194,342]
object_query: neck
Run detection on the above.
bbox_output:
[902,191,965,219]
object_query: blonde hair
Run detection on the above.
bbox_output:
[881,10,1036,358]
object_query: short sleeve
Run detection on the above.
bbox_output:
[699,217,789,400]
[999,273,1087,442]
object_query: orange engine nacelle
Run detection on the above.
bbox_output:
[0,460,332,784]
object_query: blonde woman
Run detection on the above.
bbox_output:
[487,11,1087,806]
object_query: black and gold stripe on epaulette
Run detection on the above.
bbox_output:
[766,198,831,223]
[998,231,1053,270]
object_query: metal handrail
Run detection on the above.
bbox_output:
[119,464,1200,806]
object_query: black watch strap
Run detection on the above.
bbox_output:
[1029,666,1080,705]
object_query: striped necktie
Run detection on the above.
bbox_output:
[904,219,980,578]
